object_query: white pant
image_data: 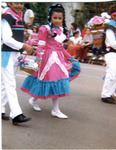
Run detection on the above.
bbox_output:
[101,52,116,98]
[1,52,22,119]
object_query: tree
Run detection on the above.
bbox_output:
[29,2,50,26]
[74,1,116,30]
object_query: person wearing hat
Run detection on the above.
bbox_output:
[101,4,116,104]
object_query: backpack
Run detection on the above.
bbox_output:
[102,25,116,53]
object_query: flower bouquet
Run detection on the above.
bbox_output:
[88,12,111,47]
[18,56,39,75]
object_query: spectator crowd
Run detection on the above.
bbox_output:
[1,2,105,64]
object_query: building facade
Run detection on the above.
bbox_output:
[61,2,84,28]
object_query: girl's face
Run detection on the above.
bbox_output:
[33,28,37,33]
[75,33,79,38]
[10,3,24,14]
[51,12,63,27]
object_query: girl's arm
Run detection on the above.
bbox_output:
[36,26,47,58]
[61,46,73,60]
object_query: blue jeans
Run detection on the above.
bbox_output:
[92,46,102,56]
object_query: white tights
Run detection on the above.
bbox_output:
[31,97,60,112]
[52,98,60,112]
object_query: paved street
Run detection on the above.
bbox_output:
[2,55,116,149]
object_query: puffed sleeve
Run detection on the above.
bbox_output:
[36,26,48,58]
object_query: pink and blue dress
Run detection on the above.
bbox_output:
[21,25,81,99]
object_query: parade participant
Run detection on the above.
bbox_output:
[101,4,116,104]
[21,4,81,119]
[1,2,33,125]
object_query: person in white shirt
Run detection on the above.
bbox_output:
[101,4,116,104]
[67,30,83,58]
[1,2,33,125]
[24,3,34,29]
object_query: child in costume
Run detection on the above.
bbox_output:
[21,4,81,119]
[26,26,39,47]
[1,2,33,125]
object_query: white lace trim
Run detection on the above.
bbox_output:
[54,33,66,43]
[39,51,68,80]
[44,25,66,43]
[45,25,50,30]
[38,40,46,46]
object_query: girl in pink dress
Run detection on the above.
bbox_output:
[21,4,81,119]
[26,26,39,47]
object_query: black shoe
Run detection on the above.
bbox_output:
[101,97,116,104]
[2,113,10,120]
[12,114,31,125]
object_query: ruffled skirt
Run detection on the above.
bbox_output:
[21,53,81,99]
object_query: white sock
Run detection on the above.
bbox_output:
[30,97,37,101]
[29,97,41,111]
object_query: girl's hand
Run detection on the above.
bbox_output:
[72,59,77,62]
[36,59,41,67]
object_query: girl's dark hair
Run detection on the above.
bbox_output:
[48,4,68,36]
[73,30,79,36]
[32,26,39,33]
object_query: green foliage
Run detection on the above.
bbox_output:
[29,2,50,26]
[25,2,116,30]
[74,2,116,30]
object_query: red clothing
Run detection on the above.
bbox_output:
[79,47,89,60]
[67,44,82,58]
[81,29,87,38]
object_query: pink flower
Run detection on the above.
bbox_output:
[90,16,105,26]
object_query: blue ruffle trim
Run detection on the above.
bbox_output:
[69,60,81,80]
[22,76,70,97]
[68,56,75,62]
